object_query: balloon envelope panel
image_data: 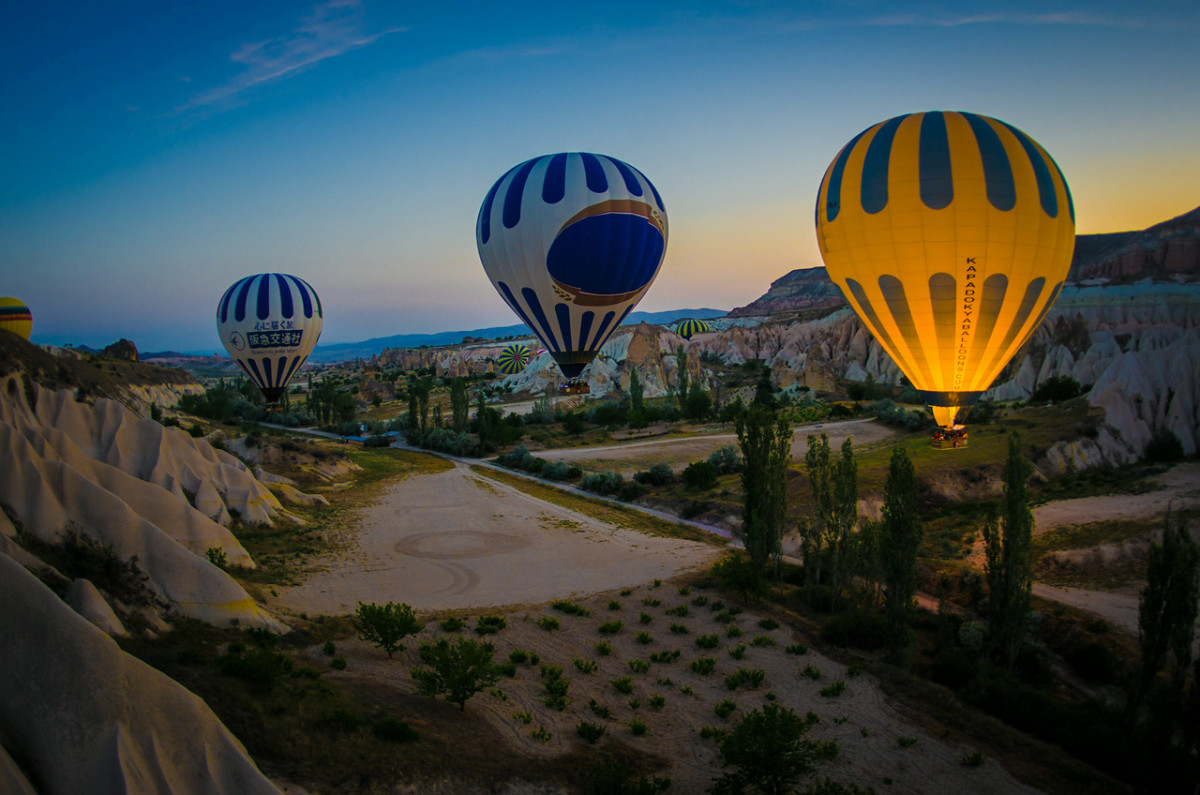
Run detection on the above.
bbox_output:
[673,318,712,339]
[0,297,32,340]
[815,111,1075,427]
[477,152,668,378]
[216,274,323,401]
[496,343,533,375]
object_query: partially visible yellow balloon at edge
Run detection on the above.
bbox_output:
[815,111,1075,428]
[0,297,33,340]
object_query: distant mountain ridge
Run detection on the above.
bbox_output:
[306,307,726,362]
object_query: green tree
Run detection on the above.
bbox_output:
[710,703,831,795]
[675,346,690,412]
[352,601,424,659]
[629,368,644,415]
[685,383,714,421]
[982,434,1034,669]
[804,434,859,610]
[880,446,922,653]
[736,403,791,574]
[411,637,499,711]
[449,378,469,432]
[1128,511,1200,729]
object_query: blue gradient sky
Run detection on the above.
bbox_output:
[2,1,1198,351]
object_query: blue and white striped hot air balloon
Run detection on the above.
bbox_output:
[477,152,668,379]
[216,273,323,402]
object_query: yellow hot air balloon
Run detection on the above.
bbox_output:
[816,111,1075,444]
[0,297,33,340]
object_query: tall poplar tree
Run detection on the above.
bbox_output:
[736,403,791,574]
[983,433,1034,669]
[881,446,922,652]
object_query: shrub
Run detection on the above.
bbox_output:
[641,598,661,607]
[330,657,347,671]
[581,471,624,496]
[691,596,709,607]
[820,680,847,698]
[634,463,675,487]
[577,721,606,744]
[630,717,648,736]
[708,445,742,474]
[206,547,228,569]
[639,612,653,624]
[669,624,689,635]
[666,604,689,617]
[322,641,336,656]
[594,640,613,656]
[497,662,518,677]
[715,699,737,719]
[691,657,717,675]
[649,693,666,710]
[513,711,533,724]
[681,460,718,490]
[898,736,918,748]
[785,643,808,656]
[537,616,561,631]
[532,726,551,742]
[475,615,506,635]
[758,618,780,630]
[508,648,529,664]
[696,633,720,650]
[648,649,680,663]
[712,704,833,794]
[599,620,623,635]
[588,698,612,719]
[820,610,888,650]
[750,635,775,647]
[636,631,654,645]
[961,750,985,767]
[801,664,821,680]
[440,616,466,632]
[551,599,591,616]
[728,643,747,660]
[220,646,291,691]
[607,599,621,610]
[352,601,424,658]
[628,659,651,674]
[574,657,598,674]
[611,676,635,694]
[725,667,765,690]
[619,481,648,501]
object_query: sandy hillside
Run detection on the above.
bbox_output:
[535,418,894,476]
[273,461,722,616]
[308,584,1037,795]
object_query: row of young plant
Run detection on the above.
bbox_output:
[346,582,889,795]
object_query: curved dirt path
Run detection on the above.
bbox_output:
[272,461,721,615]
[1032,462,1200,533]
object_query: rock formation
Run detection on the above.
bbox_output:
[0,552,280,794]
[0,372,288,629]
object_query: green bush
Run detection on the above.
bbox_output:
[352,601,424,658]
[581,471,624,496]
[630,717,648,736]
[599,620,624,635]
[474,615,506,635]
[594,640,613,656]
[681,460,718,490]
[691,657,717,675]
[537,616,561,631]
[820,609,888,650]
[574,657,598,674]
[636,631,653,645]
[330,657,347,671]
[577,720,606,744]
[634,463,675,486]
[440,616,466,632]
[785,643,808,655]
[611,676,635,694]
[820,680,847,698]
[696,633,720,650]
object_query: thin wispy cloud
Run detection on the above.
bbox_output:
[178,0,405,113]
[780,10,1162,33]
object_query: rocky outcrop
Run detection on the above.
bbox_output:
[1068,205,1200,283]
[0,552,280,795]
[100,338,140,362]
[0,373,288,628]
[728,266,846,316]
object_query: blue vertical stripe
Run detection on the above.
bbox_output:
[963,113,1015,211]
[542,153,567,203]
[233,277,254,322]
[282,355,303,387]
[823,127,869,223]
[997,120,1058,218]
[645,173,665,212]
[274,274,294,319]
[609,157,644,196]
[496,281,544,349]
[502,158,539,229]
[246,357,265,388]
[860,114,907,214]
[578,311,595,350]
[218,280,237,323]
[304,276,323,318]
[580,153,608,193]
[555,303,574,351]
[290,275,313,319]
[261,356,274,387]
[521,287,560,353]
[918,111,954,210]
[1049,159,1075,223]
[478,176,503,244]
[256,274,272,321]
[590,311,617,351]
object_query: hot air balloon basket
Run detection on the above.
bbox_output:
[558,381,591,396]
[930,429,969,450]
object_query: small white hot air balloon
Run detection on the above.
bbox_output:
[216,273,323,402]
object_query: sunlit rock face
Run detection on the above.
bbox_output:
[0,373,286,629]
[0,553,280,795]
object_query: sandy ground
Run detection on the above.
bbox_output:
[536,418,895,476]
[1032,461,1200,532]
[272,462,721,615]
[307,585,1038,795]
